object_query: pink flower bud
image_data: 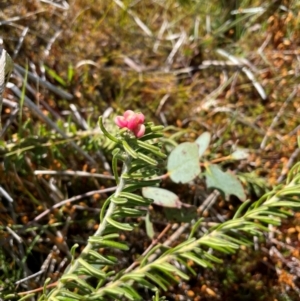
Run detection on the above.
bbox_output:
[114,116,128,128]
[133,124,146,138]
[115,110,146,138]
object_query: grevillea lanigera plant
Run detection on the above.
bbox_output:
[14,111,300,301]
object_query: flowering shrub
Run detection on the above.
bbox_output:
[115,110,146,138]
[12,111,300,301]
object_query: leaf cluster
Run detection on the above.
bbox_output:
[10,119,300,301]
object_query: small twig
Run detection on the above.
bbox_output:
[14,65,73,100]
[261,87,298,149]
[12,27,29,59]
[69,104,112,172]
[40,0,69,10]
[31,186,117,223]
[156,94,170,116]
[113,0,152,37]
[217,48,267,100]
[7,82,97,165]
[0,9,46,26]
[44,30,63,58]
[0,185,14,202]
[165,31,186,68]
[153,19,168,52]
[34,170,115,179]
[6,226,22,243]
[15,270,45,286]
[16,281,58,296]
[277,148,300,183]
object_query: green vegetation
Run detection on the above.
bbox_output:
[1,0,300,300]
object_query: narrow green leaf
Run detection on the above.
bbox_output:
[189,218,204,239]
[269,201,300,207]
[112,150,120,184]
[77,258,106,279]
[17,294,36,301]
[112,286,137,300]
[180,252,212,268]
[102,287,131,299]
[100,196,112,222]
[67,63,74,82]
[98,116,119,143]
[56,290,82,300]
[145,212,154,239]
[146,272,168,290]
[138,152,158,165]
[202,251,223,264]
[199,237,236,253]
[248,216,281,225]
[219,234,249,246]
[45,294,59,301]
[137,140,166,158]
[122,140,138,158]
[140,244,165,268]
[111,196,128,204]
[88,237,129,250]
[43,277,52,295]
[88,250,116,264]
[120,272,145,281]
[171,238,196,253]
[123,182,160,193]
[70,244,79,265]
[137,140,160,151]
[60,274,95,292]
[106,217,133,231]
[150,125,165,132]
[113,207,145,218]
[233,200,251,219]
[121,284,142,300]
[44,65,67,86]
[157,262,189,280]
[150,265,180,284]
[101,233,120,240]
[119,192,147,204]
[139,133,163,141]
[176,256,197,276]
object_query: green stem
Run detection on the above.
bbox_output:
[48,155,131,299]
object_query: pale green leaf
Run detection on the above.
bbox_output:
[145,212,154,239]
[142,187,182,208]
[167,142,200,183]
[195,131,211,158]
[205,164,246,201]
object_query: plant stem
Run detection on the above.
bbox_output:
[48,155,131,299]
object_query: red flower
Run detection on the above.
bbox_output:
[115,110,145,138]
